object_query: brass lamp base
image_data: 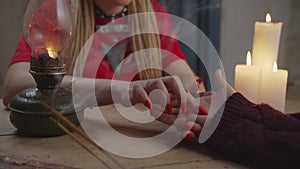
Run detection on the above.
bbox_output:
[8,53,86,137]
[8,87,85,137]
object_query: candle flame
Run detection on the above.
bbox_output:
[246,51,252,66]
[273,62,278,72]
[266,13,272,23]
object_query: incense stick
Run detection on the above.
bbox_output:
[49,117,112,169]
[42,103,124,169]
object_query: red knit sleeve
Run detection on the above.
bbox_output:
[205,93,300,169]
[9,36,31,67]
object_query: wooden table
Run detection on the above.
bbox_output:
[1,86,299,169]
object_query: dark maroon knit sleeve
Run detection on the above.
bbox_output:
[224,93,300,131]
[205,93,300,169]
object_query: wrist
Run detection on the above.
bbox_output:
[60,75,78,90]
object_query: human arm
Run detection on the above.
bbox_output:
[1,62,131,107]
[204,93,300,169]
[4,71,185,111]
[3,62,35,106]
[181,70,300,169]
[61,74,186,108]
[3,58,186,113]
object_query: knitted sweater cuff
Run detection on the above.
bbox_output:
[226,93,300,131]
[205,93,263,154]
[225,92,255,115]
[205,93,300,168]
[205,92,300,149]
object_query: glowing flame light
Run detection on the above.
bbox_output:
[266,13,272,23]
[246,51,252,66]
[273,62,278,72]
[47,47,58,59]
[23,0,73,58]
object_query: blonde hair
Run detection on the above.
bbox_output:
[68,0,94,75]
[68,0,162,80]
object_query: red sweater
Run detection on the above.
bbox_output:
[206,93,300,169]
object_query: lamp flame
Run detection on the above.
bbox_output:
[273,62,278,72]
[23,0,73,59]
[47,47,58,59]
[266,13,272,23]
[246,51,252,66]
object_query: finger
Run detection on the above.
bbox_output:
[168,97,182,115]
[186,93,210,116]
[170,94,181,108]
[145,79,173,114]
[186,92,199,114]
[184,130,196,140]
[192,123,202,134]
[148,88,167,111]
[150,108,177,125]
[195,115,207,126]
[130,84,151,108]
[214,69,226,90]
[187,114,207,126]
[171,107,181,115]
[146,79,171,103]
[214,69,236,95]
[154,114,177,125]
[182,122,202,135]
[163,126,183,141]
[151,105,190,126]
[198,106,208,115]
[160,107,180,115]
[146,79,172,114]
[162,76,187,113]
[198,94,212,110]
[186,81,199,96]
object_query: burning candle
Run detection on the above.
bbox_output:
[252,13,283,70]
[260,62,288,112]
[234,51,261,103]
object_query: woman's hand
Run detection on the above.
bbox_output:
[119,76,187,114]
[171,70,236,140]
[118,69,236,140]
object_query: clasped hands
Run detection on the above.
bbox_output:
[121,70,235,141]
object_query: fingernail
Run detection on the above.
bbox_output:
[198,106,208,115]
[145,100,152,109]
[182,103,187,113]
[196,78,203,85]
[183,123,196,131]
[167,104,172,115]
[185,133,194,139]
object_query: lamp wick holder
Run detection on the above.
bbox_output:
[30,53,67,89]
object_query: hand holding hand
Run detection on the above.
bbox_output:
[176,70,236,140]
[118,75,187,113]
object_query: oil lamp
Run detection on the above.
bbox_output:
[8,0,85,136]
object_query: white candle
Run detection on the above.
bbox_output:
[252,13,283,70]
[234,51,261,103]
[260,62,288,112]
